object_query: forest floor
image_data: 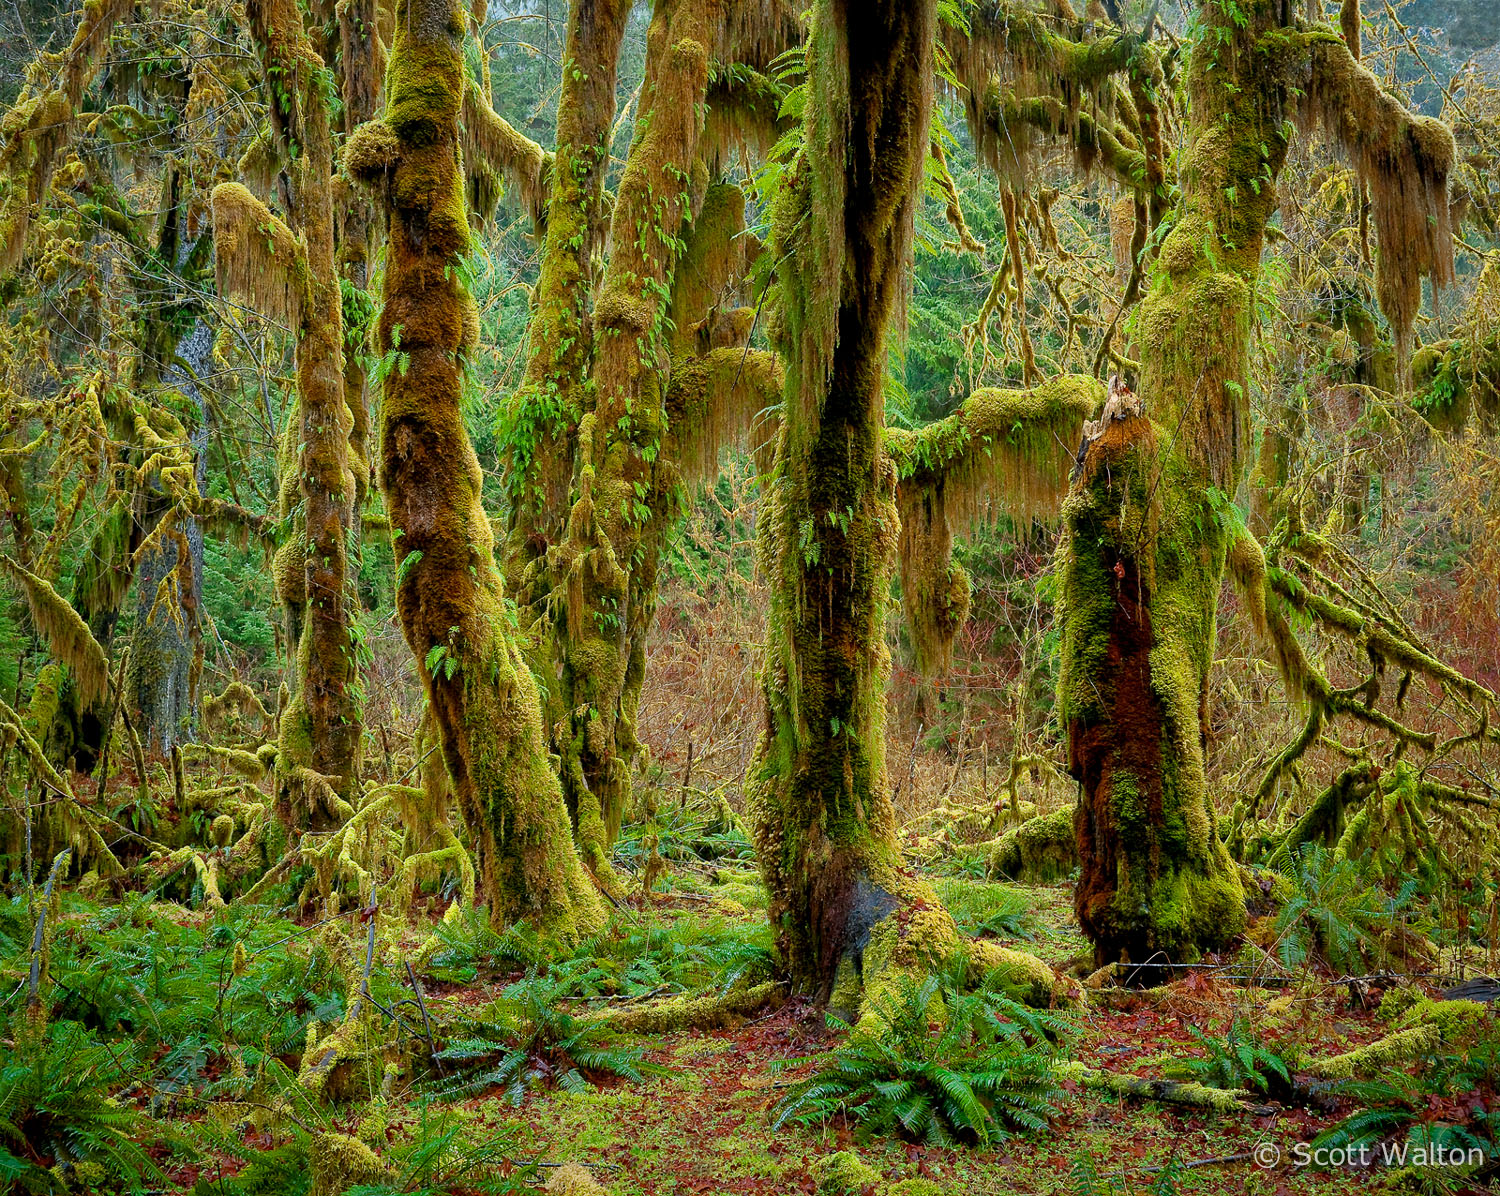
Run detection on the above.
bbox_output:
[17,850,1485,1196]
[435,870,1469,1196]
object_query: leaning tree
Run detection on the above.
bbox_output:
[344,0,608,941]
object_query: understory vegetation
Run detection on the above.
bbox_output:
[1,0,1499,1192]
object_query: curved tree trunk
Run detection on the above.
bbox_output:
[350,0,606,941]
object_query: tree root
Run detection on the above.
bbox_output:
[584,981,782,1034]
[1056,1061,1264,1113]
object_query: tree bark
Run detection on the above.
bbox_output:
[352,0,606,940]
[748,0,949,1008]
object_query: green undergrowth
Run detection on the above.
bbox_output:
[773,959,1072,1146]
[421,892,774,997]
[932,877,1089,968]
[429,961,662,1103]
[613,801,756,866]
[933,876,1039,940]
[0,891,365,1082]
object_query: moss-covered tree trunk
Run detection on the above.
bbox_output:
[546,0,722,876]
[749,0,956,1007]
[1059,0,1292,969]
[500,0,630,591]
[337,0,384,513]
[1060,0,1454,969]
[349,0,606,940]
[494,0,790,874]
[214,0,364,826]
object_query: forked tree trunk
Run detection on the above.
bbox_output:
[350,0,606,940]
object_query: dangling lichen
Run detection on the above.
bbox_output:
[0,0,131,275]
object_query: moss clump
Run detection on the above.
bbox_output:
[309,1131,386,1196]
[810,1151,880,1194]
[987,805,1076,882]
[545,1162,610,1195]
[968,939,1070,1006]
[344,118,402,181]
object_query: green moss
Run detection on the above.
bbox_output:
[309,1131,386,1196]
[544,1162,609,1194]
[1305,1024,1444,1080]
[987,805,1076,882]
[810,1150,880,1194]
[590,982,778,1035]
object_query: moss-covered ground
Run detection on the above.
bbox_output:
[7,851,1491,1196]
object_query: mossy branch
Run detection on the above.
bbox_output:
[887,376,1101,519]
[461,78,550,228]
[664,347,782,486]
[1054,1061,1262,1113]
[887,377,1099,680]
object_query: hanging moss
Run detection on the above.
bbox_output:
[1300,32,1454,373]
[747,0,1057,1023]
[461,78,550,227]
[1,554,110,706]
